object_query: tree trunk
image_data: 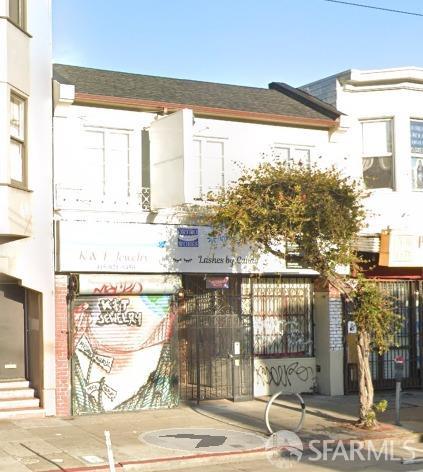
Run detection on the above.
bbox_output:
[356,330,375,427]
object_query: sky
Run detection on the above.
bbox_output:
[53,0,423,88]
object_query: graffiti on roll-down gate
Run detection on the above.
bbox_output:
[71,295,178,415]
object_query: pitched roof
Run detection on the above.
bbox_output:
[53,64,340,123]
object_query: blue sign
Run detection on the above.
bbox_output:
[178,227,199,247]
[411,121,423,154]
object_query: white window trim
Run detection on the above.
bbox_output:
[271,143,314,167]
[9,92,27,187]
[193,136,226,200]
[80,126,134,204]
[360,118,395,191]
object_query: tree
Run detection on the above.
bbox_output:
[203,160,399,428]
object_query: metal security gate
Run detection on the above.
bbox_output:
[345,280,423,393]
[179,276,253,401]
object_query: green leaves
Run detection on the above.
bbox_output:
[206,161,365,277]
[351,276,401,354]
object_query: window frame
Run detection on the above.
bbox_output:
[410,119,423,192]
[8,0,26,30]
[82,127,132,202]
[9,92,27,188]
[192,136,226,200]
[360,118,395,190]
[272,143,313,167]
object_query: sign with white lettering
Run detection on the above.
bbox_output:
[411,120,423,154]
[57,221,316,275]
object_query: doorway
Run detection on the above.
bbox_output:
[178,275,253,402]
[0,285,26,380]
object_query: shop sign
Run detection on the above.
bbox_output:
[411,120,423,154]
[58,221,317,275]
[205,276,229,289]
[379,230,423,267]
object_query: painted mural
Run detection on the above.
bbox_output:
[71,295,179,415]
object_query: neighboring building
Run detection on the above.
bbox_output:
[0,0,55,417]
[52,64,345,416]
[302,67,423,393]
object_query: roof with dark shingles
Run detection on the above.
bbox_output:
[53,64,339,121]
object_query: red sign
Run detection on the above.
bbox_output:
[394,355,404,364]
[206,276,229,289]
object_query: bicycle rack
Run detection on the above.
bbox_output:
[265,391,306,434]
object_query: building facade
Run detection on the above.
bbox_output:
[302,67,423,393]
[52,64,346,415]
[0,0,55,417]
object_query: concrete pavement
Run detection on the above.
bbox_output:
[0,391,421,471]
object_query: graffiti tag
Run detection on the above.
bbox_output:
[93,281,143,295]
[255,361,315,388]
[96,298,143,327]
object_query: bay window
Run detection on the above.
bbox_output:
[10,93,26,185]
[9,0,25,28]
[361,119,393,189]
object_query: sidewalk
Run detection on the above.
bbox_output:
[0,391,422,472]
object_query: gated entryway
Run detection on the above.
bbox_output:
[178,275,253,401]
[345,280,423,393]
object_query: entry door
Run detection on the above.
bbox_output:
[0,285,26,380]
[179,276,253,401]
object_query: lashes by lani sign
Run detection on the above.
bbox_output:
[58,221,295,274]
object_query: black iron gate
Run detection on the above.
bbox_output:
[345,280,423,393]
[178,275,253,401]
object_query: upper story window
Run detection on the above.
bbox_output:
[272,144,311,167]
[9,93,26,186]
[9,0,25,29]
[193,138,225,199]
[410,120,423,191]
[361,119,393,190]
[82,128,130,202]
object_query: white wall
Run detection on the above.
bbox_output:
[0,0,55,414]
[305,68,423,236]
[338,85,423,234]
[254,357,316,396]
[53,99,339,215]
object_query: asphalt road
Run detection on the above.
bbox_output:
[173,440,423,472]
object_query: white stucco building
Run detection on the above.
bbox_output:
[302,67,423,393]
[0,0,55,417]
[52,64,347,415]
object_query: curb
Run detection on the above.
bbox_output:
[42,429,423,472]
